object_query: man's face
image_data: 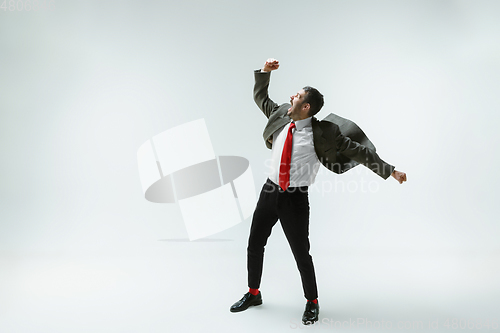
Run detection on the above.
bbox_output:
[287,89,309,119]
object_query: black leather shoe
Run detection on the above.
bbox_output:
[302,300,319,325]
[230,292,262,312]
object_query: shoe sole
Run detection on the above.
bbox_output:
[302,318,319,325]
[230,300,263,313]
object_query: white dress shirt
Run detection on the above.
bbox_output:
[268,116,320,187]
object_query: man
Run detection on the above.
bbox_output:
[230,58,407,325]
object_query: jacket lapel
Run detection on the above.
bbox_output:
[263,105,292,146]
[311,117,330,152]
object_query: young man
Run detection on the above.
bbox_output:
[230,58,407,325]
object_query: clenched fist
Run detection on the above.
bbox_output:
[262,58,280,72]
[391,170,407,184]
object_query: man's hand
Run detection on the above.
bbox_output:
[391,170,407,184]
[262,58,280,72]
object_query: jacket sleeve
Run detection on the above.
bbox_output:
[253,70,280,119]
[335,131,395,179]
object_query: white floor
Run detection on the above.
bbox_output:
[1,229,499,333]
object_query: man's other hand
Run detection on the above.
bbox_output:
[391,170,407,184]
[262,58,280,72]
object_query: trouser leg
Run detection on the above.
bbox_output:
[247,180,279,289]
[277,188,318,300]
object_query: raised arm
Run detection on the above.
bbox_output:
[253,58,281,119]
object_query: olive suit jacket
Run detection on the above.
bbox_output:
[254,70,395,180]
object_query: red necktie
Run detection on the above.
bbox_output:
[279,122,296,191]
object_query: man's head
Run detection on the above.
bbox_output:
[287,86,324,120]
[302,86,324,116]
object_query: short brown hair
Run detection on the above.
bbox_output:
[302,86,324,116]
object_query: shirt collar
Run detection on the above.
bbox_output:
[293,116,312,131]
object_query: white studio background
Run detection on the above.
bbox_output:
[1,1,499,332]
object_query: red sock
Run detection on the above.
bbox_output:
[308,299,318,304]
[249,288,259,296]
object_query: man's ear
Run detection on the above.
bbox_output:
[302,103,311,116]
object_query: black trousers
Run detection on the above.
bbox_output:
[247,178,318,300]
